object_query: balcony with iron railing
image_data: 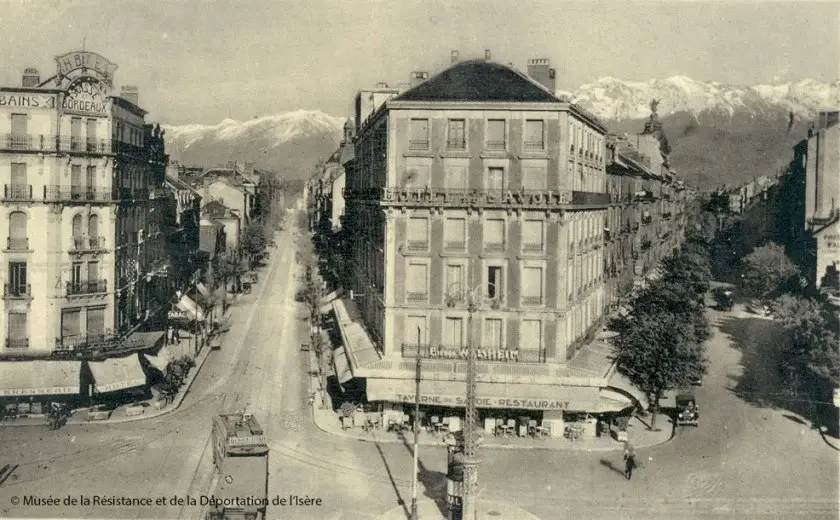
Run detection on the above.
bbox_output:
[484,242,506,253]
[3,184,33,201]
[71,236,106,252]
[55,137,112,154]
[5,338,28,349]
[522,242,543,253]
[444,240,466,252]
[43,186,115,203]
[4,283,31,299]
[524,140,544,151]
[405,291,428,302]
[5,237,29,251]
[112,141,146,157]
[66,280,107,296]
[446,138,466,150]
[0,134,59,152]
[408,140,429,150]
[406,241,429,252]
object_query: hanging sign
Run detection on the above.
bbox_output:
[62,77,109,117]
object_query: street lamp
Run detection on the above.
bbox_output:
[445,281,497,520]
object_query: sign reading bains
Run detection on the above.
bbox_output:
[54,51,118,118]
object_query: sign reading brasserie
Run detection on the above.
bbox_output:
[426,347,519,362]
[393,393,571,410]
[0,386,78,397]
[0,93,56,109]
[62,77,109,117]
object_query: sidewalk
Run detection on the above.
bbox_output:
[1,297,240,428]
[306,352,673,452]
[378,499,541,520]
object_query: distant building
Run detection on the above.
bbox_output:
[201,200,241,253]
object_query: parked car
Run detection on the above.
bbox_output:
[712,288,735,311]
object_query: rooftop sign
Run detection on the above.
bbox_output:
[55,51,118,86]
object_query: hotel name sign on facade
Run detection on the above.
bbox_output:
[54,51,118,118]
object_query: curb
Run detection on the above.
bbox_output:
[0,296,242,428]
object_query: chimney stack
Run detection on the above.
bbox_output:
[451,50,459,64]
[22,68,40,88]
[120,86,139,106]
[527,58,556,92]
[485,49,491,61]
[410,71,429,89]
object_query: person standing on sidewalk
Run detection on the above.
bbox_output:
[624,447,637,480]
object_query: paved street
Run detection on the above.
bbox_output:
[0,219,837,520]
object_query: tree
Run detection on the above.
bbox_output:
[215,251,247,294]
[661,249,713,298]
[741,242,800,298]
[241,224,268,267]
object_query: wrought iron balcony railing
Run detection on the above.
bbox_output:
[444,241,466,252]
[4,283,31,298]
[522,243,543,253]
[485,140,506,150]
[406,241,428,252]
[405,292,428,302]
[484,242,505,253]
[446,139,466,150]
[6,237,29,251]
[3,184,32,201]
[66,280,107,296]
[408,140,429,150]
[71,236,106,251]
[43,186,115,203]
[0,134,59,152]
[524,140,544,151]
[55,137,111,153]
[5,338,28,349]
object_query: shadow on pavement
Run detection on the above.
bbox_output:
[396,430,450,518]
[598,458,626,479]
[717,315,840,438]
[374,441,409,518]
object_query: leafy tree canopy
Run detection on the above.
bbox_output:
[770,294,840,386]
[741,242,800,298]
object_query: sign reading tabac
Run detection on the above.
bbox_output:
[62,77,109,117]
[55,51,118,85]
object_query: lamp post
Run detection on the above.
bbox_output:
[411,326,421,520]
[446,282,494,520]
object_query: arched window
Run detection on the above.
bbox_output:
[9,211,27,249]
[72,214,83,238]
[88,214,99,238]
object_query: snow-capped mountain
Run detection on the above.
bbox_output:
[164,110,346,177]
[560,76,840,121]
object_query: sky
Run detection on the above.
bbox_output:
[1,0,837,125]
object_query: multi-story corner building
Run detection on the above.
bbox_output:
[337,58,651,426]
[0,51,177,407]
[787,111,840,289]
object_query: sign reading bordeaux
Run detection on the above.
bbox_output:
[62,77,109,117]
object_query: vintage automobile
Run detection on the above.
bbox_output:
[713,288,735,311]
[675,393,699,427]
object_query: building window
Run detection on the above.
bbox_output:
[483,318,503,349]
[86,165,96,192]
[486,119,506,149]
[72,214,84,250]
[445,317,465,347]
[7,312,28,348]
[88,214,100,248]
[10,163,28,200]
[405,262,428,302]
[522,266,544,306]
[86,119,98,151]
[406,315,428,346]
[520,319,543,362]
[445,166,468,190]
[409,119,429,150]
[88,260,100,283]
[445,263,465,295]
[71,117,83,150]
[524,120,545,150]
[444,218,467,251]
[8,211,27,250]
[487,167,505,191]
[407,217,429,251]
[10,114,28,149]
[71,165,83,199]
[487,265,504,300]
[522,220,544,252]
[7,262,27,296]
[484,219,505,252]
[61,309,81,341]
[87,307,106,339]
[71,262,83,286]
[447,119,466,149]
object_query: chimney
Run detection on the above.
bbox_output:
[451,50,459,64]
[410,71,429,89]
[527,58,556,92]
[22,68,40,88]
[120,86,139,106]
[375,82,389,88]
[485,49,491,61]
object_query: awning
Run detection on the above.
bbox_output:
[196,283,211,298]
[366,378,601,411]
[0,361,81,397]
[143,346,173,372]
[175,294,206,322]
[89,355,147,393]
[332,349,353,385]
[593,389,634,413]
[607,372,649,410]
[319,289,345,313]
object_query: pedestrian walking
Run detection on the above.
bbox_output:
[624,448,637,480]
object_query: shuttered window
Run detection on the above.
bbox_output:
[447,119,466,149]
[522,266,543,305]
[61,309,81,339]
[10,114,27,136]
[407,217,428,250]
[522,220,543,252]
[446,264,464,294]
[486,119,505,149]
[409,119,429,150]
[11,163,26,185]
[86,307,105,337]
[8,312,27,342]
[445,317,464,347]
[444,218,466,250]
[520,319,543,362]
[483,318,503,348]
[405,263,428,301]
[9,212,27,241]
[484,219,505,251]
[524,120,544,150]
[487,167,504,190]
